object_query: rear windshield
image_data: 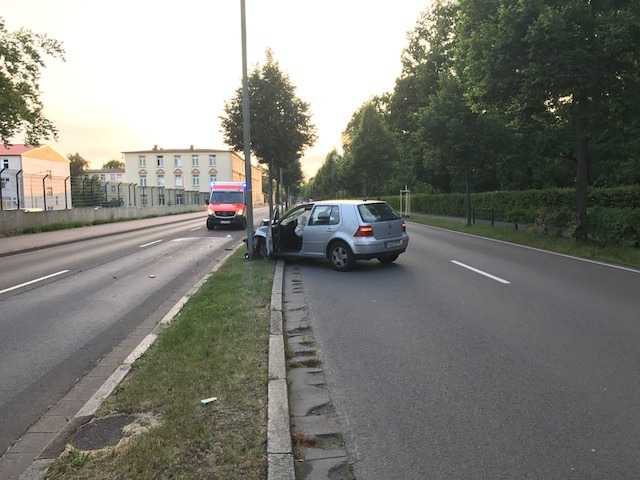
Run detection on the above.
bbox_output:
[358,203,400,222]
[210,191,244,204]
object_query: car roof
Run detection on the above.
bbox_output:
[312,199,388,206]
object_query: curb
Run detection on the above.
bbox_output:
[14,240,244,480]
[0,211,205,258]
[267,260,295,480]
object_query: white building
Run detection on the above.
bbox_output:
[0,144,71,210]
[122,146,263,205]
[85,168,125,183]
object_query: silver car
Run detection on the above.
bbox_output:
[254,200,409,271]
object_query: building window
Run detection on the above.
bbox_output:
[2,159,8,169]
[139,155,146,167]
[208,154,216,166]
[157,175,165,187]
[156,155,164,167]
[192,154,199,166]
[192,175,200,187]
[174,155,182,167]
[175,175,183,187]
[209,175,216,186]
[139,175,147,187]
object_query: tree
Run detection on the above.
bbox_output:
[417,74,503,224]
[456,0,640,237]
[221,50,316,220]
[348,102,399,197]
[68,153,88,177]
[0,18,64,145]
[103,160,124,169]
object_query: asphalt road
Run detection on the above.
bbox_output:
[0,211,264,456]
[297,222,640,479]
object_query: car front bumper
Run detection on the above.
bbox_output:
[208,214,245,226]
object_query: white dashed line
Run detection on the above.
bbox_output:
[0,270,71,295]
[451,260,511,285]
[189,226,202,231]
[139,239,163,248]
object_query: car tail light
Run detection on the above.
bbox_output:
[401,222,406,232]
[354,225,374,237]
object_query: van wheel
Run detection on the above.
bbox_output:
[378,254,399,264]
[206,218,216,231]
[328,241,354,272]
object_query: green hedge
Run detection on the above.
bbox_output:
[383,185,640,223]
[382,186,640,245]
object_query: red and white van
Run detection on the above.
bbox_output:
[206,181,247,230]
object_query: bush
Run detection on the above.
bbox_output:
[534,207,575,237]
[586,207,640,247]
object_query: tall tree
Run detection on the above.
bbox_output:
[68,153,88,177]
[103,159,124,169]
[0,18,64,145]
[221,50,316,220]
[456,0,640,237]
[348,102,399,197]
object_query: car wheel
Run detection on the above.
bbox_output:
[378,253,399,264]
[329,241,355,272]
[206,218,216,231]
[255,238,268,258]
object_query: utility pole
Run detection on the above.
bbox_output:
[241,0,255,257]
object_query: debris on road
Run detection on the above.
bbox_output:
[200,397,218,405]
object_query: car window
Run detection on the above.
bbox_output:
[357,202,399,222]
[280,206,309,226]
[308,205,340,226]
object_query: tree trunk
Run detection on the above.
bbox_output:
[465,169,472,227]
[575,116,590,241]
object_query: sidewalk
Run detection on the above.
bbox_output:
[0,211,206,257]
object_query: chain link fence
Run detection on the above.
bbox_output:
[0,172,208,211]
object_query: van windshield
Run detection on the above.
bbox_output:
[358,203,400,222]
[210,191,244,204]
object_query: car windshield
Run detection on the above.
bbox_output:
[210,191,244,204]
[358,203,399,223]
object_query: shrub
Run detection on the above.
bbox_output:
[586,207,640,247]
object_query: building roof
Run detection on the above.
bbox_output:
[122,147,234,154]
[0,144,35,155]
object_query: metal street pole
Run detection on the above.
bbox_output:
[241,0,255,257]
[0,166,7,210]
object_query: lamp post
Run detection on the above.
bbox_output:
[16,169,23,209]
[241,0,255,257]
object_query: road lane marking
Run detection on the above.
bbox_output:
[139,239,163,248]
[171,237,200,242]
[451,260,511,285]
[411,222,640,275]
[0,270,70,295]
[190,226,202,231]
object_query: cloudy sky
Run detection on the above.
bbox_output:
[4,0,430,178]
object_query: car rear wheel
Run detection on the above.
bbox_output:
[255,238,268,258]
[378,253,399,264]
[329,241,354,272]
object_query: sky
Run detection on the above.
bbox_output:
[4,0,430,178]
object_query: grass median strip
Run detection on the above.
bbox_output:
[409,213,640,270]
[46,251,274,480]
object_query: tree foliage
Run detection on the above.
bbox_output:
[0,18,64,145]
[68,152,88,177]
[103,159,124,169]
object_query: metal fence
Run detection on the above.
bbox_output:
[0,172,208,211]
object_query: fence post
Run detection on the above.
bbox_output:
[42,174,50,211]
[117,183,121,205]
[64,176,70,209]
[491,207,495,227]
[472,207,476,225]
[0,166,7,210]
[16,169,23,210]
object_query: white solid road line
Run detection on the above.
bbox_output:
[189,226,202,231]
[139,239,164,248]
[0,269,71,295]
[451,260,511,285]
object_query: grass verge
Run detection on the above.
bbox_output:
[46,251,274,480]
[409,212,640,270]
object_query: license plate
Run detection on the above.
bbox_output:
[386,240,401,248]
[220,220,231,224]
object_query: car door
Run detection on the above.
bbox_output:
[301,205,341,256]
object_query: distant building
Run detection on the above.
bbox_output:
[121,146,263,205]
[0,144,71,210]
[84,168,125,183]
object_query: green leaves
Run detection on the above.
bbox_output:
[220,52,316,192]
[0,17,64,145]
